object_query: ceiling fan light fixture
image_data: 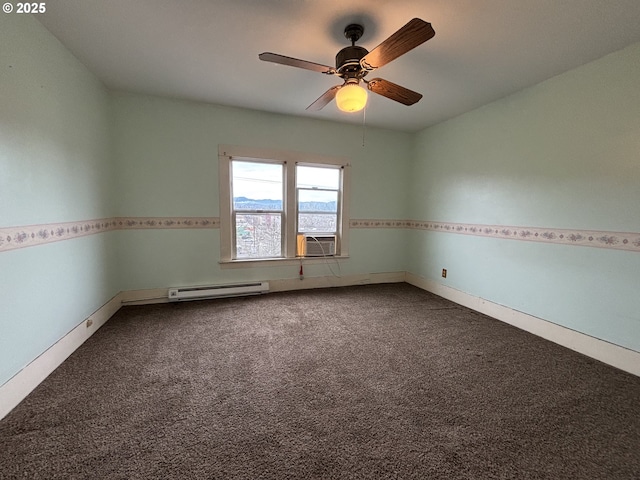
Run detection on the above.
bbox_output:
[336,83,368,113]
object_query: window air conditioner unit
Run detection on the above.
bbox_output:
[304,235,336,257]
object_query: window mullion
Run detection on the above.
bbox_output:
[284,161,297,258]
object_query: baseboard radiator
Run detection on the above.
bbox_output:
[168,282,269,302]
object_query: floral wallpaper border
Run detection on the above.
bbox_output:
[350,219,640,253]
[0,217,219,252]
[2,216,638,254]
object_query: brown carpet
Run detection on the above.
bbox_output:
[1,283,639,479]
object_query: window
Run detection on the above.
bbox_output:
[219,145,350,264]
[297,165,339,234]
[232,161,283,259]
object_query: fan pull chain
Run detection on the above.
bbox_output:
[361,104,367,147]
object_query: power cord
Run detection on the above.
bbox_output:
[305,235,342,278]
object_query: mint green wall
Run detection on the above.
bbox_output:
[0,15,117,385]
[110,93,412,290]
[409,42,640,351]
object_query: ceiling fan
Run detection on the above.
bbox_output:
[259,18,435,113]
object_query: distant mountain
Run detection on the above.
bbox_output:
[234,198,282,210]
[234,198,336,212]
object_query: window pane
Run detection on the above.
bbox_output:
[297,166,339,189]
[235,213,282,259]
[232,161,283,211]
[298,189,338,212]
[298,213,337,233]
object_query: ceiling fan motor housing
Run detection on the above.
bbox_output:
[336,23,368,78]
[336,46,368,76]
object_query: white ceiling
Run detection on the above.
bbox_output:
[37,0,640,132]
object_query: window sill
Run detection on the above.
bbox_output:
[219,256,349,269]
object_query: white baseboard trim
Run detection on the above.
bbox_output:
[119,273,407,304]
[405,272,640,377]
[121,272,405,305]
[269,271,406,292]
[121,288,170,305]
[0,293,123,420]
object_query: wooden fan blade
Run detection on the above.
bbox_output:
[360,18,435,71]
[306,85,341,111]
[259,52,336,75]
[367,78,423,106]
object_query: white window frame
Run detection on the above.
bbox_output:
[231,158,285,260]
[218,145,350,266]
